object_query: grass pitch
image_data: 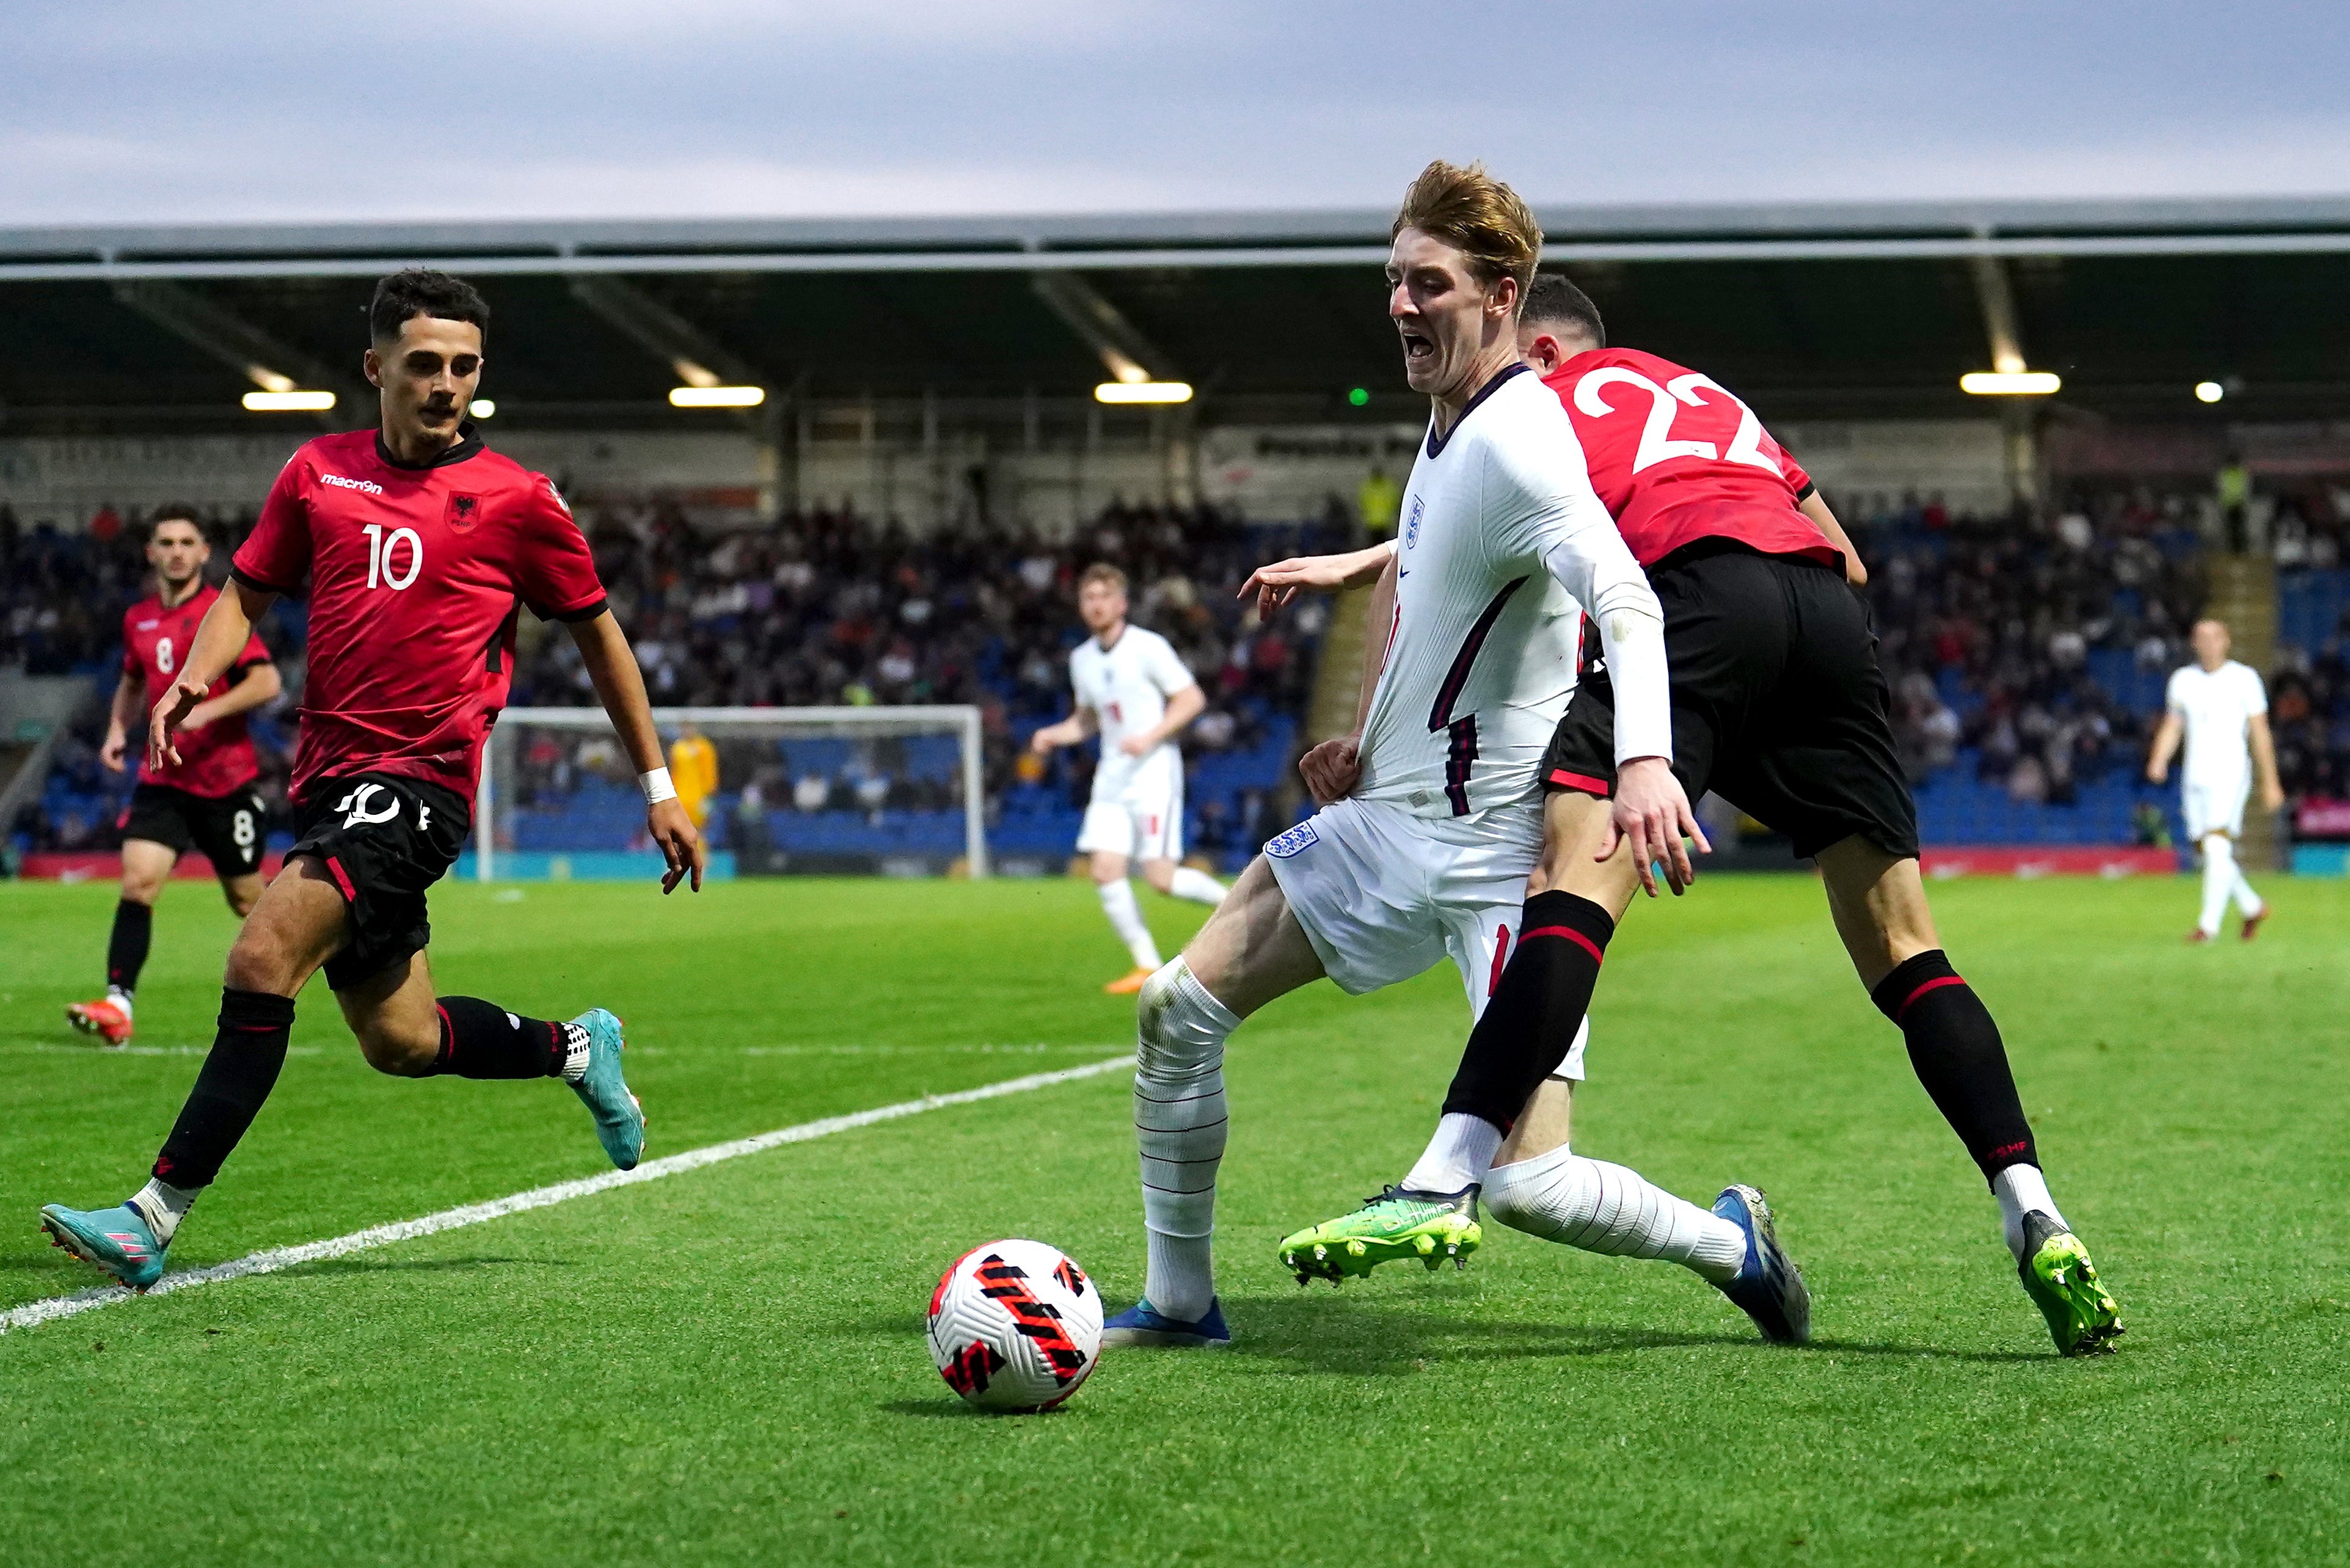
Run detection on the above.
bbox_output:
[1,870,2345,1566]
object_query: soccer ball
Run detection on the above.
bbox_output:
[926,1239,1103,1411]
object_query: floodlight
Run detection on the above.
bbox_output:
[2194,382,2224,404]
[669,385,767,408]
[1959,371,2061,396]
[1094,381,1194,405]
[469,398,497,418]
[241,390,337,412]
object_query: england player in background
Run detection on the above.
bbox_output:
[40,269,703,1291]
[66,509,282,1048]
[2147,618,2282,941]
[1100,162,1803,1351]
[1031,564,1227,994]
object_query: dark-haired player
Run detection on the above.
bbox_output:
[67,509,281,1048]
[1268,274,2122,1355]
[41,269,705,1290]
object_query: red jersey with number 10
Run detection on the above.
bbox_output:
[233,426,608,803]
[123,584,271,797]
[1543,348,1836,570]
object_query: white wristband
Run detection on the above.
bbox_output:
[639,766,677,804]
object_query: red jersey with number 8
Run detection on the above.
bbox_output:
[123,584,271,797]
[1543,348,1836,570]
[233,426,608,803]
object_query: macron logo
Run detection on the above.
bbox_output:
[320,473,384,495]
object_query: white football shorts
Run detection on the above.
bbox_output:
[1077,776,1184,862]
[1262,792,1588,1080]
[2181,774,2250,840]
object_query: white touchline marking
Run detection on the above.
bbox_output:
[5,1052,1134,1338]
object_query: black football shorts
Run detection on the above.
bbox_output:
[1542,538,1920,862]
[288,771,471,991]
[120,782,268,878]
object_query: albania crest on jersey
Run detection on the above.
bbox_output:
[1404,494,1425,550]
[443,493,483,533]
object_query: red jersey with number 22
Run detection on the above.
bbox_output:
[1544,348,1836,570]
[123,584,271,797]
[233,427,608,803]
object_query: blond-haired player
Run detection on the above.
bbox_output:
[1031,564,1227,993]
[1096,162,1792,1351]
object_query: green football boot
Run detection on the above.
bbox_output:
[567,1008,644,1171]
[1277,1184,1481,1284]
[2016,1211,2123,1355]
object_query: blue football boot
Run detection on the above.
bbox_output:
[39,1202,167,1292]
[567,1008,644,1170]
[1712,1184,1810,1344]
[1101,1297,1232,1349]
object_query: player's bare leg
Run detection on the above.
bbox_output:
[40,858,637,1289]
[1091,849,1160,993]
[1138,854,1229,911]
[1815,837,2122,1353]
[67,837,178,1047]
[1106,856,1323,1346]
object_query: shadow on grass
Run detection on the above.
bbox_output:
[882,1398,1075,1420]
[1216,1293,2044,1371]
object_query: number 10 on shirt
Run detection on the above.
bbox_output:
[363,523,425,591]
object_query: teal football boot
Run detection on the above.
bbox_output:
[40,1202,167,1291]
[567,1008,645,1170]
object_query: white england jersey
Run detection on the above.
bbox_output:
[1070,624,1195,804]
[2166,659,2267,787]
[1357,365,1663,817]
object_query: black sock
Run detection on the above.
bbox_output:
[1871,950,2037,1183]
[1440,891,1615,1131]
[107,899,153,995]
[153,988,296,1189]
[428,997,579,1080]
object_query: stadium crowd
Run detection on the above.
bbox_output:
[22,478,2350,858]
[1847,489,2209,807]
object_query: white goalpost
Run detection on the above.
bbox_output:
[478,705,990,881]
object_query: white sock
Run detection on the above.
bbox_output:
[1134,960,1238,1322]
[107,986,134,1017]
[1167,867,1228,908]
[127,1176,196,1245]
[2230,863,2265,918]
[1099,879,1161,970]
[1401,1112,1503,1194]
[1991,1163,2067,1261]
[2197,834,2234,935]
[1484,1145,1749,1285]
[556,1019,592,1083]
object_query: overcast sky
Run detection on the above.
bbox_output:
[8,1,2346,227]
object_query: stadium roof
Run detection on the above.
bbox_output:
[5,197,2348,433]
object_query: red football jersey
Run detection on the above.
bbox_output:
[233,427,608,803]
[1544,348,1836,569]
[123,584,271,797]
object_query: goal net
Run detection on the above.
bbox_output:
[477,706,988,881]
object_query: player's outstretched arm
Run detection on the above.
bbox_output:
[1241,540,1397,618]
[567,609,706,894]
[1123,684,1206,757]
[1031,708,1097,753]
[1296,550,1398,806]
[149,581,274,771]
[181,662,282,732]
